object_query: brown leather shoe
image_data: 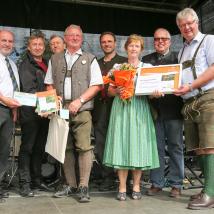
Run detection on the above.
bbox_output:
[190,190,204,201]
[188,193,214,210]
[146,186,162,196]
[169,187,181,198]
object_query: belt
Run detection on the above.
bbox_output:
[184,88,214,103]
[0,103,10,109]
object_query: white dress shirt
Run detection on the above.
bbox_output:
[0,53,20,99]
[45,49,103,87]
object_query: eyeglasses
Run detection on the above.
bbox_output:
[154,37,170,42]
[178,20,196,29]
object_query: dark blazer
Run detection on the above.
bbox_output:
[142,51,183,120]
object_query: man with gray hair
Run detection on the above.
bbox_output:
[0,30,20,201]
[175,7,214,209]
[49,35,65,54]
[45,24,103,202]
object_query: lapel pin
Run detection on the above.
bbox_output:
[82,60,86,64]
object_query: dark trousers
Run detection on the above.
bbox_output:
[150,118,184,188]
[0,107,13,183]
[18,118,49,186]
[93,101,114,178]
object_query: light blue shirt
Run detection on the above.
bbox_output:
[178,32,214,100]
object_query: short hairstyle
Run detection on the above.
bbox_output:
[154,28,171,40]
[0,30,14,39]
[64,24,83,36]
[49,35,64,43]
[99,31,116,43]
[124,34,144,51]
[28,31,45,46]
[176,8,199,26]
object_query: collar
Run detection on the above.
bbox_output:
[102,53,119,63]
[65,48,82,56]
[26,51,46,68]
[0,53,8,61]
[138,61,143,67]
[156,49,170,57]
[162,49,170,56]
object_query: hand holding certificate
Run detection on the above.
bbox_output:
[135,64,182,95]
[14,90,59,116]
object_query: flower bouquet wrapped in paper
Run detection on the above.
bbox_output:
[103,63,136,101]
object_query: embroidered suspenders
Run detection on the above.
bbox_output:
[179,35,207,94]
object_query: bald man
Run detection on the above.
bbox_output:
[142,28,184,198]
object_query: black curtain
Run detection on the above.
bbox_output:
[0,0,179,36]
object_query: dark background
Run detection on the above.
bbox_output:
[0,0,212,36]
[0,0,180,36]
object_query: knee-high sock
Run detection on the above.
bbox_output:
[63,150,77,188]
[78,150,93,187]
[203,154,214,197]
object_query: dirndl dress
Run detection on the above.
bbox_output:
[103,94,159,170]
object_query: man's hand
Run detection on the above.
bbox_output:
[38,112,52,118]
[1,96,21,108]
[174,84,191,96]
[150,90,164,99]
[68,99,82,116]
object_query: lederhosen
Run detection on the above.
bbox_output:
[179,35,214,151]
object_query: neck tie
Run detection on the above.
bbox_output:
[5,57,19,91]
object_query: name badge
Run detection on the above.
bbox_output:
[60,109,69,120]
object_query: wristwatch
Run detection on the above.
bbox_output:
[79,96,85,104]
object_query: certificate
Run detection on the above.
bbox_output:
[36,89,58,113]
[135,64,182,95]
[13,91,37,106]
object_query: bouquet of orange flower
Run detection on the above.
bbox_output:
[103,63,136,101]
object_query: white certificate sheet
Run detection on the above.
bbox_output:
[13,91,37,106]
[135,64,182,95]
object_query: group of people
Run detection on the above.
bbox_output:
[0,7,214,210]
